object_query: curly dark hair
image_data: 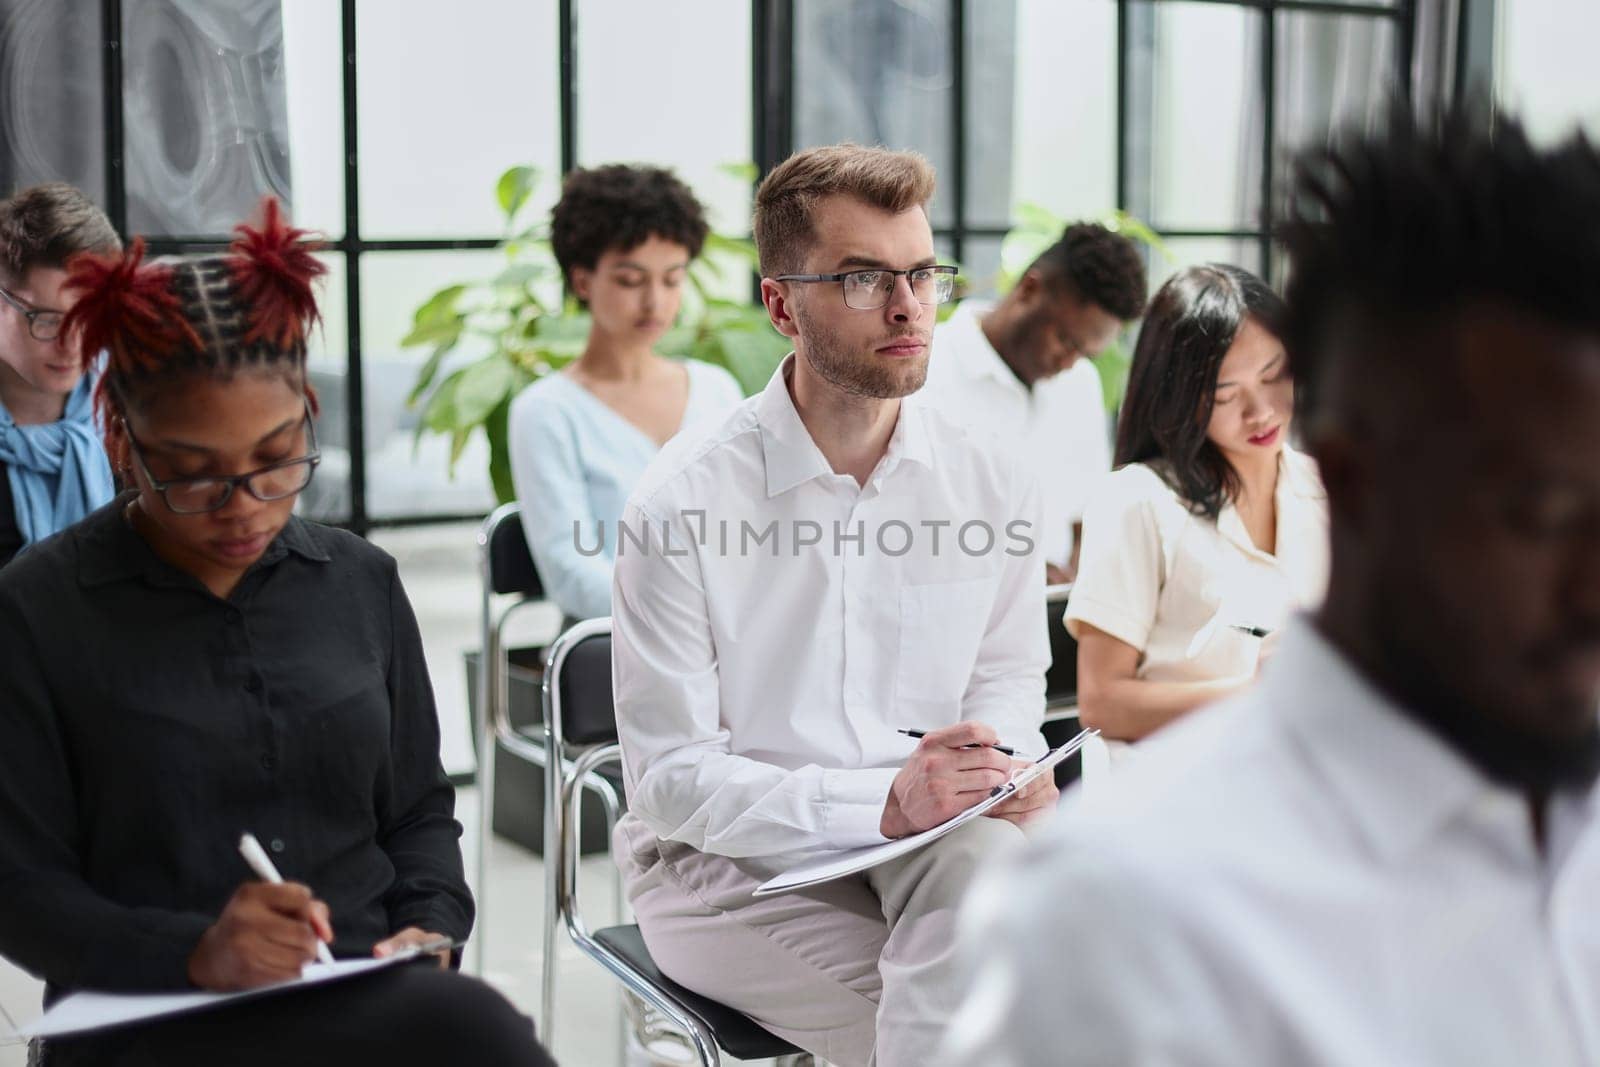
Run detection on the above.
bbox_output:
[1281,103,1600,425]
[1030,222,1147,321]
[550,164,709,292]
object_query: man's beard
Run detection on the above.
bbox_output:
[795,307,928,399]
[1366,603,1600,795]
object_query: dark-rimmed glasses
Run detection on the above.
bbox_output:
[774,265,957,311]
[0,285,65,342]
[125,403,321,515]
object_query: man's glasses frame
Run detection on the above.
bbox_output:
[0,285,65,342]
[124,402,322,515]
[774,265,958,311]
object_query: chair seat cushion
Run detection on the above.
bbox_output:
[593,924,802,1061]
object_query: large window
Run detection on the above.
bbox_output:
[770,0,1414,292]
[1495,0,1600,143]
[3,0,750,532]
[4,0,1468,530]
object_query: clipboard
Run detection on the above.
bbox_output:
[11,940,466,1041]
[754,728,1096,897]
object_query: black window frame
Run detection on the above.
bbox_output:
[94,0,580,536]
[755,0,1424,288]
[84,0,1490,533]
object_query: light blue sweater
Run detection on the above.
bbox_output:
[507,360,744,621]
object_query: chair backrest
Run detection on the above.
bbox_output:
[1045,583,1078,707]
[482,501,544,598]
[544,619,617,748]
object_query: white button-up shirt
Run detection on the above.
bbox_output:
[922,300,1111,569]
[1066,450,1330,684]
[944,625,1600,1067]
[612,356,1049,871]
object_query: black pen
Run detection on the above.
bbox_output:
[1230,624,1272,638]
[897,728,1017,758]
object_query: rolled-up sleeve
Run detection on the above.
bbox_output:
[1065,469,1164,650]
[612,500,896,861]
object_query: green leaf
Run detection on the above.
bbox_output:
[703,231,759,262]
[1013,202,1065,235]
[406,342,455,408]
[717,161,760,184]
[452,356,520,427]
[483,394,517,505]
[448,427,473,471]
[401,284,467,348]
[1096,338,1133,414]
[492,262,545,289]
[496,166,539,222]
[419,367,466,435]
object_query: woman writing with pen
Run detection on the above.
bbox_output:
[1066,265,1330,750]
[0,202,552,1066]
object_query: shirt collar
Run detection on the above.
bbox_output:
[944,300,1023,390]
[756,353,934,498]
[1216,447,1322,563]
[1266,624,1521,863]
[77,496,332,589]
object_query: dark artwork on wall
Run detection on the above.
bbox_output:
[0,0,106,202]
[0,0,292,237]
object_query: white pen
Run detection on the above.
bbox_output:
[238,832,336,965]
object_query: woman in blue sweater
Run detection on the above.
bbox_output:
[508,165,743,623]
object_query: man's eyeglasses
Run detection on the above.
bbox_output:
[0,285,65,342]
[774,265,958,311]
[125,404,321,515]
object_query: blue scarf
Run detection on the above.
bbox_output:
[0,375,116,549]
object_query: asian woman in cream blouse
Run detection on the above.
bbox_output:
[1066,264,1329,744]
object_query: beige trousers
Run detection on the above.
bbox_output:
[613,812,1025,1067]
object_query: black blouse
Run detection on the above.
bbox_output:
[0,496,472,998]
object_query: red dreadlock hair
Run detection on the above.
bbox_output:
[62,196,327,427]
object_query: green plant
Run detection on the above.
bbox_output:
[985,205,1169,413]
[403,163,789,504]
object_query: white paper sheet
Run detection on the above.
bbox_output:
[754,728,1096,896]
[15,953,422,1040]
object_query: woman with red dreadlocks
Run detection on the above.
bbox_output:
[0,202,554,1066]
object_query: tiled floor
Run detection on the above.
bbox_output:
[0,523,787,1066]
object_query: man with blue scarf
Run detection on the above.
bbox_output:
[0,184,120,566]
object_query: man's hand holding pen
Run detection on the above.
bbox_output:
[880,721,1014,838]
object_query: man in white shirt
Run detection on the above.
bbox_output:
[610,144,1055,1067]
[922,223,1146,581]
[943,110,1600,1064]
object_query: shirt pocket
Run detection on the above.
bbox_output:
[896,577,996,714]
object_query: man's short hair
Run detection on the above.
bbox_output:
[753,144,937,276]
[550,164,709,291]
[0,183,120,287]
[1030,222,1147,321]
[1281,105,1600,427]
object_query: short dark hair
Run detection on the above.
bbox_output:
[1030,222,1147,321]
[1114,263,1287,520]
[1282,105,1600,428]
[752,144,936,276]
[550,164,709,290]
[0,183,120,286]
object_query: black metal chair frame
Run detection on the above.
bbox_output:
[474,502,623,1007]
[541,618,810,1066]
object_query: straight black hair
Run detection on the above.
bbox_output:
[1114,263,1287,520]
